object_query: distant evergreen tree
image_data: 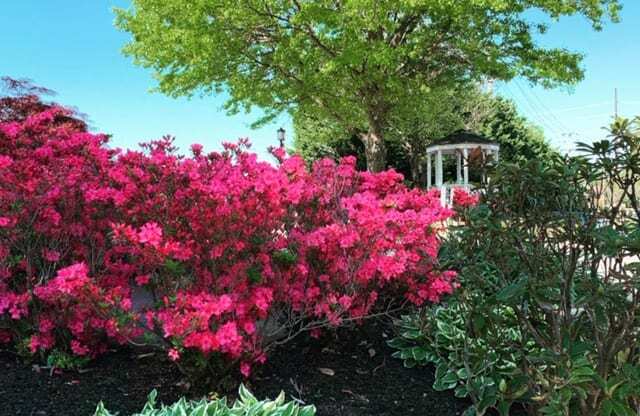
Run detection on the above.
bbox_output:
[478,96,556,165]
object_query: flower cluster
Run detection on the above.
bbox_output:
[0,85,455,375]
[452,187,480,208]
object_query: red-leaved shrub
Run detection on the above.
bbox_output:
[0,80,456,376]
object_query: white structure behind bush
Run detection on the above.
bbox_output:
[426,130,499,206]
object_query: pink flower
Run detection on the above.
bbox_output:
[135,274,151,285]
[431,278,454,297]
[29,334,54,353]
[168,348,180,361]
[35,263,90,299]
[270,146,286,160]
[453,188,480,208]
[0,155,13,169]
[210,245,225,259]
[71,340,89,356]
[214,294,233,316]
[138,222,162,247]
[29,337,42,353]
[42,249,61,262]
[215,322,242,355]
[39,318,55,333]
[253,288,273,312]
[183,332,219,353]
[240,362,251,378]
[338,295,353,310]
[0,106,457,377]
[338,229,359,248]
[242,321,256,335]
[41,207,61,226]
[0,122,21,138]
[191,143,203,156]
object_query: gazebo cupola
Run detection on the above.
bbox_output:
[426,130,499,204]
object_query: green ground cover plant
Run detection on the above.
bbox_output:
[93,385,316,416]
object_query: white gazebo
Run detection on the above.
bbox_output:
[426,130,499,206]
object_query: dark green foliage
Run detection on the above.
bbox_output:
[291,112,367,172]
[46,349,91,370]
[391,117,640,415]
[272,248,298,267]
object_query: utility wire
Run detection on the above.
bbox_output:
[499,82,580,154]
[532,101,612,115]
[517,79,574,133]
[502,82,564,138]
[512,80,571,137]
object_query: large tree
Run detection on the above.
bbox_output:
[385,86,473,181]
[116,0,620,171]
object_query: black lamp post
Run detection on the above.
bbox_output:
[277,127,286,148]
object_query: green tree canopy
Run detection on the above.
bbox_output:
[116,0,620,171]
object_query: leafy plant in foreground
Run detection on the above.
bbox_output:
[93,384,316,416]
[390,300,533,415]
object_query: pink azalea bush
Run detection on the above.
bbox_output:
[0,81,456,376]
[0,86,135,356]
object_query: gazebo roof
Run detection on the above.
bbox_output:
[427,130,498,149]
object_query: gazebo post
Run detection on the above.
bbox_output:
[463,147,469,186]
[481,149,487,184]
[426,153,432,187]
[456,151,462,184]
[435,150,443,187]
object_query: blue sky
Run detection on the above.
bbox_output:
[1,1,639,158]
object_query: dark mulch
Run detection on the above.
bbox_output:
[251,319,468,416]
[0,348,186,416]
[0,319,468,416]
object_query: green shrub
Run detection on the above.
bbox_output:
[93,385,316,416]
[391,117,640,415]
[389,300,535,415]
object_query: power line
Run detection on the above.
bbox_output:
[532,101,612,115]
[502,82,564,138]
[566,112,617,120]
[513,80,572,136]
[499,81,582,155]
[517,79,574,134]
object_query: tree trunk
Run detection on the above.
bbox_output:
[360,118,387,172]
[409,153,422,185]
